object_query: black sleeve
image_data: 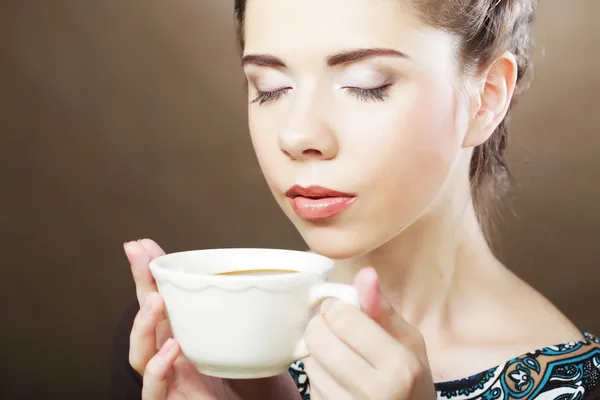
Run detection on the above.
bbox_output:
[587,385,600,400]
[108,302,143,400]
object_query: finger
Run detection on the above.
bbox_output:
[307,322,423,400]
[304,314,374,397]
[320,301,429,396]
[138,238,166,260]
[124,240,159,305]
[318,298,336,314]
[129,293,163,374]
[154,309,173,350]
[354,268,421,349]
[309,385,324,400]
[354,267,382,321]
[321,299,403,369]
[303,357,353,400]
[142,338,179,400]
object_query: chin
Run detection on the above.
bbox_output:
[294,222,378,260]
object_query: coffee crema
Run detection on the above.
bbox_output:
[216,269,298,276]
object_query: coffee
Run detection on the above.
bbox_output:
[216,269,298,276]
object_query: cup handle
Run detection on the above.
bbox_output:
[293,283,360,359]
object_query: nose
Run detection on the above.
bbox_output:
[278,103,338,161]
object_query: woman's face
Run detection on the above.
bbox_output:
[242,0,473,259]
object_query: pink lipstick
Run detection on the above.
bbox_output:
[285,185,356,220]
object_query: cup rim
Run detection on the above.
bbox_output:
[148,247,334,284]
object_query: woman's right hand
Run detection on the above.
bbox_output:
[125,239,227,399]
[124,239,302,400]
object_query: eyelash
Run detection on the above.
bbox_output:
[251,88,291,105]
[251,84,392,105]
[346,85,391,102]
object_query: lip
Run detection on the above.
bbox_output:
[285,185,357,220]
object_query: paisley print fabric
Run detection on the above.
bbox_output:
[289,360,311,400]
[288,332,600,399]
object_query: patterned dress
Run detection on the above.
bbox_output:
[287,332,600,400]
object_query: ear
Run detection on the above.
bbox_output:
[462,51,518,148]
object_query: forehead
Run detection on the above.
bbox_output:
[243,0,455,67]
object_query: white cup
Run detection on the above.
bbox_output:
[149,248,359,379]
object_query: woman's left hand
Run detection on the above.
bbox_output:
[303,268,437,400]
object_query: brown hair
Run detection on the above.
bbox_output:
[234,0,537,232]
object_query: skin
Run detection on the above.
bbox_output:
[126,0,583,398]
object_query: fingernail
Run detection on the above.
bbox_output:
[123,242,131,264]
[159,338,175,356]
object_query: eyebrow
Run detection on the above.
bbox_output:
[241,54,286,68]
[241,48,408,68]
[327,48,408,66]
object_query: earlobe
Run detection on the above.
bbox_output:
[462,51,518,149]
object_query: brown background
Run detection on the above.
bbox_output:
[0,1,598,398]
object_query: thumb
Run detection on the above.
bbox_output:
[354,267,395,332]
[355,268,428,361]
[142,339,178,400]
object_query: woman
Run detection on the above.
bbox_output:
[110,0,600,399]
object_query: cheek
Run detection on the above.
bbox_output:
[338,79,463,220]
[398,79,462,173]
[248,111,281,186]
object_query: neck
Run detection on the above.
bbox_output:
[329,196,504,340]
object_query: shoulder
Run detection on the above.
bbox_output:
[520,332,600,399]
[436,333,600,400]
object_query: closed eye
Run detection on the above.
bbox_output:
[251,88,291,105]
[344,84,392,102]
[251,84,392,105]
